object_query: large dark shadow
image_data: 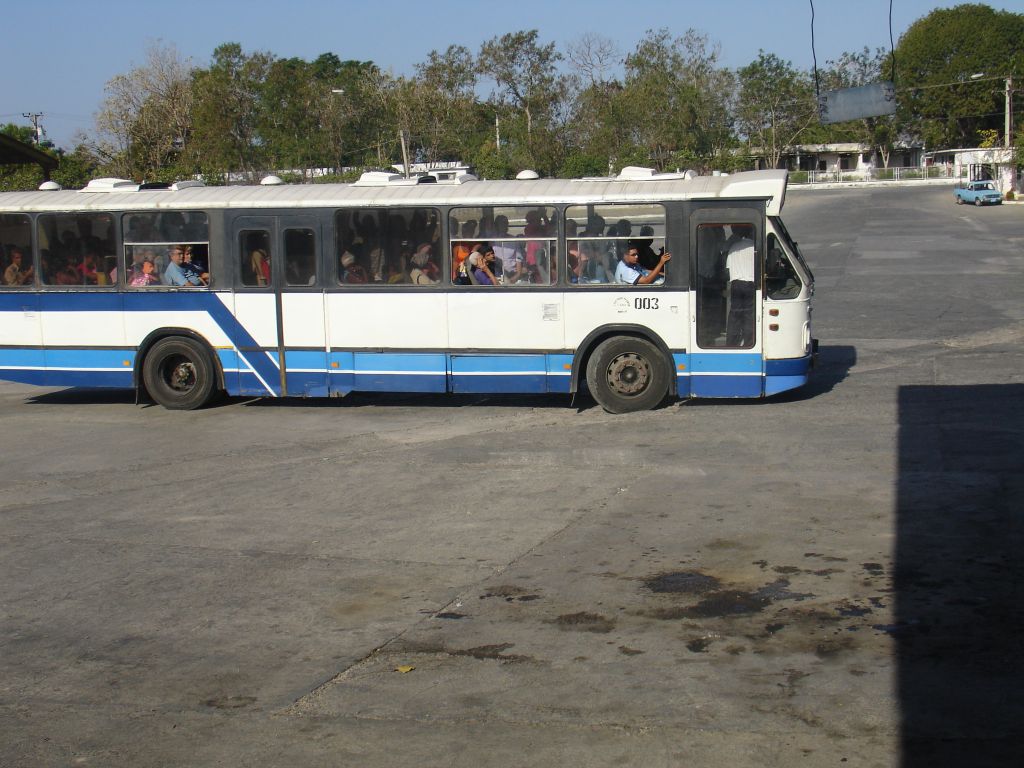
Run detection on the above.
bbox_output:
[897,385,1024,766]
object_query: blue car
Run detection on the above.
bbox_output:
[954,181,1003,206]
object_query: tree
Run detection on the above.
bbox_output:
[0,125,98,191]
[821,47,901,167]
[93,41,195,180]
[895,4,1024,148]
[191,43,275,181]
[735,52,817,169]
[412,45,484,164]
[478,30,565,172]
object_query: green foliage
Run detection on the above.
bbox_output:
[895,4,1024,147]
[470,140,516,180]
[70,8,1022,186]
[621,29,733,170]
[736,51,817,168]
[559,153,608,178]
[190,43,275,179]
[0,126,98,191]
[478,30,563,169]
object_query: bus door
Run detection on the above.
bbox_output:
[277,217,328,397]
[688,207,764,398]
[231,216,285,397]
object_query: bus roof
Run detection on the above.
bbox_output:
[0,169,788,217]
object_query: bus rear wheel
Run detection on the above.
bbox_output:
[586,336,669,414]
[142,337,216,410]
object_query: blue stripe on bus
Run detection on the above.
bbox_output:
[764,355,812,396]
[0,294,40,311]
[545,355,573,394]
[690,375,763,398]
[451,354,546,374]
[354,372,448,393]
[765,375,809,396]
[354,352,446,393]
[285,371,330,397]
[672,353,692,398]
[284,350,328,370]
[0,348,46,368]
[765,356,811,376]
[451,355,546,394]
[39,292,123,312]
[2,367,133,389]
[689,352,762,373]
[354,352,447,374]
[43,348,135,370]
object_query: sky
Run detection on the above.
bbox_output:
[4,0,1023,149]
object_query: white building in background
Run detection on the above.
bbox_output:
[754,143,924,174]
[926,147,1018,194]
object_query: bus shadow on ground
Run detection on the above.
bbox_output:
[896,384,1023,766]
[242,392,577,410]
[26,389,138,407]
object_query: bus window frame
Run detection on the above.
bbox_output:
[334,206,444,289]
[35,210,119,291]
[0,212,35,289]
[563,201,675,290]
[121,209,212,290]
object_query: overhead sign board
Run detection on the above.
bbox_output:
[818,81,897,124]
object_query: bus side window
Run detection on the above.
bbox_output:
[285,228,316,286]
[123,211,210,288]
[567,204,665,286]
[0,214,33,288]
[240,230,272,287]
[451,205,557,286]
[38,212,115,287]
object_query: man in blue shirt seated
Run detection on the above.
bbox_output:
[614,246,671,285]
[164,244,204,287]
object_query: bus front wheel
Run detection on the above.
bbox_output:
[142,337,216,410]
[585,336,669,414]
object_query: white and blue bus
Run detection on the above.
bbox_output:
[0,167,815,412]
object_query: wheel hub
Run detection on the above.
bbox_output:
[606,353,651,396]
[166,358,196,392]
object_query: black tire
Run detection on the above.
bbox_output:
[585,336,670,414]
[974,197,983,207]
[142,337,216,410]
[955,196,963,204]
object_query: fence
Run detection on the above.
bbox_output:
[789,166,956,184]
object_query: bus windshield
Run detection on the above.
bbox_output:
[769,216,813,283]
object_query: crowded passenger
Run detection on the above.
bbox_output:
[129,257,160,286]
[340,251,368,284]
[614,245,671,285]
[409,243,439,285]
[3,247,33,286]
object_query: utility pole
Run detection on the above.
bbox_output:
[1006,76,1014,149]
[399,130,411,179]
[495,113,501,152]
[21,112,44,144]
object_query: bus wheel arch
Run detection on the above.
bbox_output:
[137,330,223,410]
